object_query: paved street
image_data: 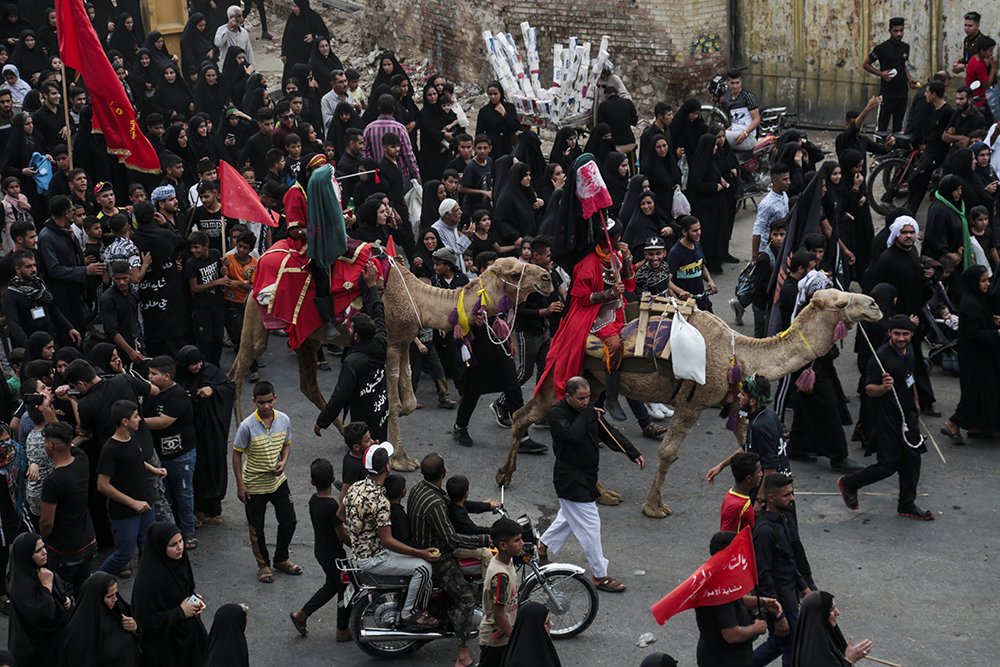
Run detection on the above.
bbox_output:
[4,195,997,667]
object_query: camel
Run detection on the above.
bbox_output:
[495,289,883,518]
[229,256,553,471]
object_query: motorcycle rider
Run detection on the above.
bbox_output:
[338,442,442,631]
[407,453,492,667]
[721,69,761,151]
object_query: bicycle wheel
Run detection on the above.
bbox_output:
[869,157,910,216]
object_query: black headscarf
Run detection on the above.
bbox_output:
[512,130,547,191]
[688,132,721,189]
[419,179,444,230]
[281,0,329,75]
[500,601,561,667]
[537,187,564,238]
[361,82,392,125]
[549,126,580,168]
[108,13,142,66]
[19,331,53,380]
[164,124,198,187]
[7,532,69,665]
[1,112,45,179]
[131,523,207,666]
[351,195,391,245]
[790,591,850,667]
[670,97,708,158]
[308,36,343,97]
[623,190,673,258]
[129,48,156,101]
[391,73,419,128]
[241,72,267,113]
[203,603,249,667]
[493,161,537,242]
[775,142,805,197]
[327,101,363,156]
[150,63,192,119]
[958,264,991,318]
[619,174,647,230]
[603,151,629,214]
[368,51,404,109]
[639,133,679,212]
[411,227,442,279]
[179,13,214,80]
[62,572,141,667]
[10,30,44,83]
[491,153,517,202]
[583,122,614,167]
[174,345,235,507]
[140,30,174,78]
[944,146,992,212]
[220,46,249,104]
[187,114,217,163]
[350,157,387,203]
[192,63,227,120]
[0,6,30,51]
[88,342,121,376]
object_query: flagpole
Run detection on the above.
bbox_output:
[60,68,73,169]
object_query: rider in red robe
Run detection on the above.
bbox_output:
[536,217,635,399]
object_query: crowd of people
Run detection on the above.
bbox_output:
[0,0,991,665]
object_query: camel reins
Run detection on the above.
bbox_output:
[388,257,424,330]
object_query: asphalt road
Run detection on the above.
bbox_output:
[3,192,997,667]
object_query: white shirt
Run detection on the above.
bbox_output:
[432,219,471,254]
[214,25,255,69]
[753,189,789,251]
[321,89,357,131]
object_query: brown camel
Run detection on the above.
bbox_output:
[229,256,553,471]
[495,289,882,518]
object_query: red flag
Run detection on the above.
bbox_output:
[56,0,159,172]
[650,527,758,625]
[218,161,279,227]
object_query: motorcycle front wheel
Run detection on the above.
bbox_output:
[349,591,427,659]
[868,157,910,216]
[519,568,599,639]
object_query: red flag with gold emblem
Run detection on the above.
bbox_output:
[56,0,160,172]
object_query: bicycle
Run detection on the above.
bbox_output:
[867,131,919,216]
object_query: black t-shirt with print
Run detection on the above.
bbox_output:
[143,384,196,460]
[184,249,225,308]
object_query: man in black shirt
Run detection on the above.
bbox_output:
[536,377,643,593]
[0,220,37,287]
[904,72,952,144]
[835,96,894,163]
[839,316,932,520]
[752,473,811,667]
[39,421,96,598]
[377,132,412,253]
[2,250,81,349]
[597,86,638,156]
[189,181,235,254]
[942,86,987,149]
[159,154,190,219]
[905,80,954,213]
[334,128,363,205]
[100,262,145,372]
[339,422,372,500]
[238,107,277,184]
[184,231,229,367]
[31,81,66,151]
[863,17,918,131]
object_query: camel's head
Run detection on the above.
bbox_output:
[484,257,553,305]
[810,289,882,327]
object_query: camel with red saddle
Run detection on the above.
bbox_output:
[229,256,554,471]
[495,289,882,518]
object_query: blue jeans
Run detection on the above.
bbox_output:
[99,509,155,573]
[751,609,799,667]
[162,449,197,537]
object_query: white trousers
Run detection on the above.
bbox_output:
[539,498,609,578]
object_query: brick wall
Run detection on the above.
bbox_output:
[365,0,731,108]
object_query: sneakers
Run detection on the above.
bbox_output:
[830,457,865,473]
[729,298,745,326]
[490,400,512,428]
[838,477,859,510]
[519,437,548,454]
[650,402,674,418]
[899,507,935,521]
[452,426,474,447]
[646,403,665,420]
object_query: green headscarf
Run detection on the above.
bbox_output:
[306,164,348,267]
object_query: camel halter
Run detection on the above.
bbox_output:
[479,261,529,352]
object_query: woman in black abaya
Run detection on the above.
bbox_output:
[411,227,443,280]
[583,122,613,167]
[130,49,157,114]
[622,190,676,259]
[192,63,228,120]
[943,266,1000,440]
[774,141,805,197]
[107,13,142,66]
[476,81,519,158]
[327,101,363,158]
[818,161,851,288]
[492,161,540,243]
[548,126,580,170]
[149,64,193,120]
[308,36,342,97]
[0,6,29,52]
[351,195,392,245]
[639,133,679,216]
[710,123,740,263]
[618,174,648,230]
[791,592,873,667]
[10,31,45,86]
[140,30,177,79]
[174,345,236,522]
[670,98,708,159]
[62,571,141,667]
[512,129,547,192]
[418,82,450,181]
[88,341,124,376]
[603,151,629,218]
[280,0,328,84]
[179,13,214,83]
[188,114,220,164]
[839,149,875,284]
[391,73,420,142]
[361,82,392,125]
[687,133,727,272]
[131,523,208,667]
[1,113,48,219]
[164,124,198,190]
[7,533,70,667]
[220,46,250,109]
[204,603,250,667]
[419,179,445,230]
[501,601,560,667]
[367,51,404,109]
[240,72,268,114]
[943,146,992,215]
[289,62,322,128]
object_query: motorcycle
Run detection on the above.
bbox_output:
[337,507,599,660]
[701,69,796,203]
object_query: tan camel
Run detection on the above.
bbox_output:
[229,257,553,471]
[495,289,882,518]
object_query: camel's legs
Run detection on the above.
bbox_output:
[642,406,702,518]
[497,378,556,487]
[386,344,419,472]
[295,339,328,412]
[228,299,270,423]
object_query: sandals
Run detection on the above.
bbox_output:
[118,569,133,580]
[248,372,260,382]
[594,576,627,593]
[258,566,274,583]
[537,544,550,566]
[290,611,308,636]
[184,537,198,550]
[642,423,668,439]
[940,427,966,446]
[437,395,457,409]
[899,507,935,521]
[273,560,303,575]
[401,610,440,630]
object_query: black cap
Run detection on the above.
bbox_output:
[644,236,667,251]
[887,314,915,331]
[889,17,904,27]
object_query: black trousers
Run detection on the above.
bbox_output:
[455,363,523,429]
[877,96,908,132]
[302,556,349,629]
[495,330,549,413]
[842,453,921,512]
[193,305,226,368]
[48,542,96,600]
[905,147,948,213]
[243,0,268,34]
[478,645,508,667]
[245,480,297,568]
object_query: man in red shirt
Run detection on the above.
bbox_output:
[966,37,996,123]
[720,452,762,533]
